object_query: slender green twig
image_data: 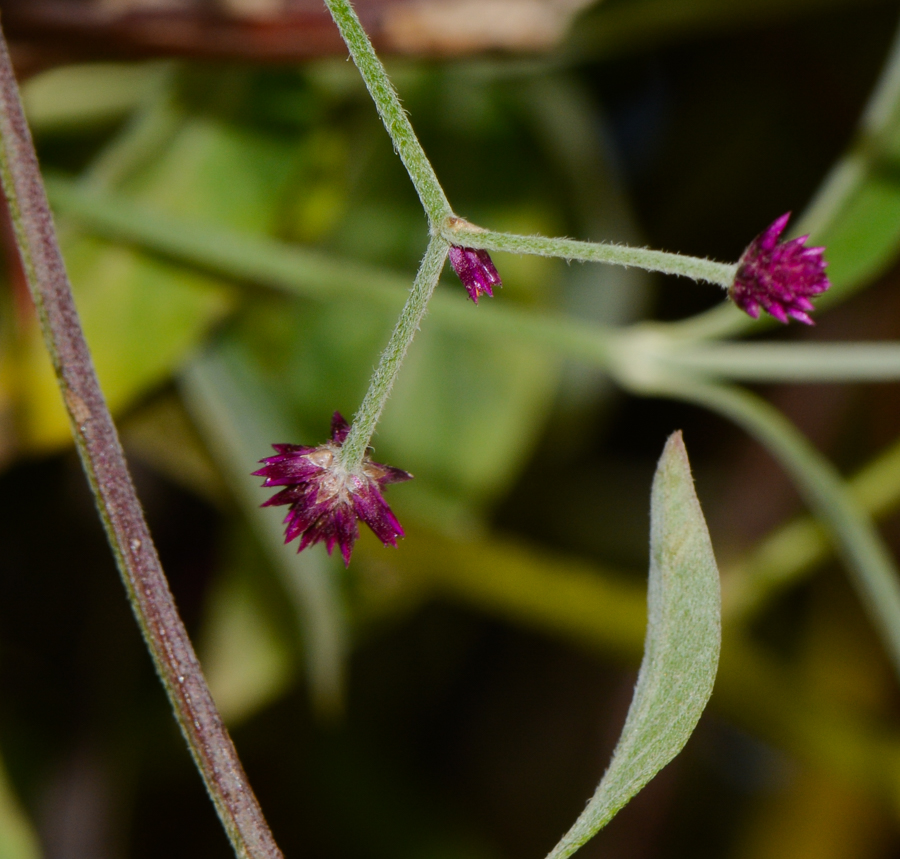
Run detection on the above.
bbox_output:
[326,0,740,293]
[324,0,451,225]
[442,222,737,287]
[339,236,450,470]
[655,377,900,680]
[322,0,457,463]
[0,23,282,859]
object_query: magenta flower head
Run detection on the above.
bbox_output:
[449,245,502,303]
[729,212,830,325]
[253,412,412,566]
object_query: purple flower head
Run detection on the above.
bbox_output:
[449,245,502,304]
[729,212,830,325]
[253,412,412,567]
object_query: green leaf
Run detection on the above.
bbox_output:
[21,99,319,450]
[18,233,234,450]
[545,432,721,859]
[376,321,560,519]
[813,169,900,298]
[122,114,307,232]
[22,61,170,133]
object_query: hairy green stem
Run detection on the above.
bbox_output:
[442,221,737,287]
[339,236,450,470]
[324,0,451,225]
[0,23,282,859]
[323,0,455,462]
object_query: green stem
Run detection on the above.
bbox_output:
[324,0,452,225]
[656,341,900,382]
[657,377,900,680]
[442,221,737,287]
[723,433,900,622]
[339,236,450,470]
[48,178,900,388]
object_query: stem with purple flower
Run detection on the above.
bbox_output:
[321,0,744,477]
[325,0,741,292]
[325,0,829,336]
[441,220,738,287]
[249,0,838,570]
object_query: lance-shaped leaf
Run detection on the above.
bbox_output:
[546,432,721,859]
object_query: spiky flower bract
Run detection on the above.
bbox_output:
[448,245,502,303]
[729,212,830,325]
[253,412,412,566]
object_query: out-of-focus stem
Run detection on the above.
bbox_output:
[658,377,900,683]
[724,434,900,621]
[0,23,282,859]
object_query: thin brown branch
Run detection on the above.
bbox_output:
[0,21,283,859]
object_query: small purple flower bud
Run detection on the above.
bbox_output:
[253,412,412,567]
[729,212,830,325]
[448,245,502,304]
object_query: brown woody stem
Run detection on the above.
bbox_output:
[0,23,283,859]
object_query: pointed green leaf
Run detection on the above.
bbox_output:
[546,432,721,859]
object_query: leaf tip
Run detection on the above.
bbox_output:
[664,429,685,453]
[657,430,690,481]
